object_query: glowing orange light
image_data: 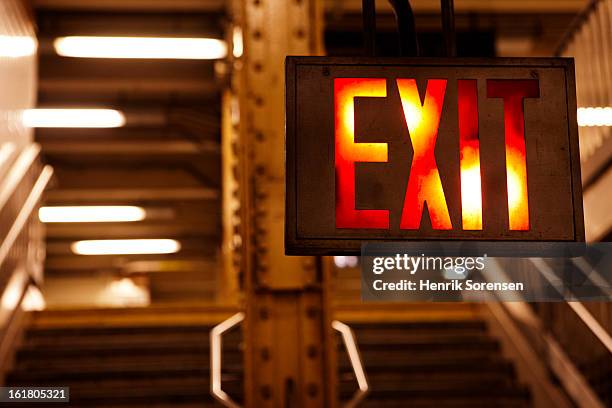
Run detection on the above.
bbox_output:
[397,79,452,230]
[458,79,483,230]
[335,78,389,229]
[487,79,539,231]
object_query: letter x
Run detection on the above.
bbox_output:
[397,79,452,230]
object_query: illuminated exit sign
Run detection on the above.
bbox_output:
[285,57,584,255]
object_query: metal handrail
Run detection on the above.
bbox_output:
[0,145,41,212]
[482,257,612,357]
[555,0,601,56]
[210,312,245,408]
[0,148,52,373]
[0,143,17,179]
[210,315,369,407]
[529,258,612,355]
[0,165,52,271]
[0,164,53,329]
[333,320,369,408]
[483,258,607,408]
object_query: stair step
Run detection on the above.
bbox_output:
[350,332,491,344]
[12,353,242,374]
[28,305,239,328]
[4,401,222,408]
[339,351,502,369]
[349,322,488,337]
[353,338,500,352]
[355,398,530,408]
[340,366,516,384]
[21,332,240,351]
[340,359,515,376]
[343,386,531,400]
[71,404,218,408]
[18,341,240,358]
[340,376,520,391]
[339,354,510,373]
[25,325,240,339]
[333,303,483,324]
[17,344,240,365]
[19,394,237,408]
[8,367,241,383]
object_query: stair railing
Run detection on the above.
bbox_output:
[332,320,370,408]
[0,144,53,374]
[210,312,244,408]
[210,314,370,407]
[484,258,610,408]
[530,258,612,355]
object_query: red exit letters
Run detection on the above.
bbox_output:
[334,77,539,231]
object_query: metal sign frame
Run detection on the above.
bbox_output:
[285,56,584,255]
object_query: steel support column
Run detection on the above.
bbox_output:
[226,0,334,406]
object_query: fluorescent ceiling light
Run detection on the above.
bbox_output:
[0,35,37,58]
[577,107,612,127]
[333,256,359,268]
[22,108,125,128]
[72,239,181,255]
[39,206,145,223]
[54,36,227,59]
[232,27,243,58]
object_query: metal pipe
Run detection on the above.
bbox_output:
[362,0,376,56]
[333,320,369,408]
[440,0,456,57]
[210,312,245,408]
[387,0,419,56]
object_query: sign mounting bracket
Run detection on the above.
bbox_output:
[361,0,457,57]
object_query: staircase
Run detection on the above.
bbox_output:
[5,304,531,408]
[5,306,242,407]
[33,2,224,305]
[336,304,532,407]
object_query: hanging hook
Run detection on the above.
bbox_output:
[440,0,457,57]
[361,0,456,58]
[362,0,377,56]
[387,0,419,57]
[360,0,419,57]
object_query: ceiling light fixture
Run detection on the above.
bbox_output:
[22,109,125,128]
[71,239,181,255]
[39,206,146,223]
[54,36,227,59]
[0,35,37,58]
[577,107,612,127]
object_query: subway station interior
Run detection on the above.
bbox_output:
[0,0,611,406]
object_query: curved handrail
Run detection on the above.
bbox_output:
[333,320,369,408]
[210,315,369,407]
[210,312,245,408]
